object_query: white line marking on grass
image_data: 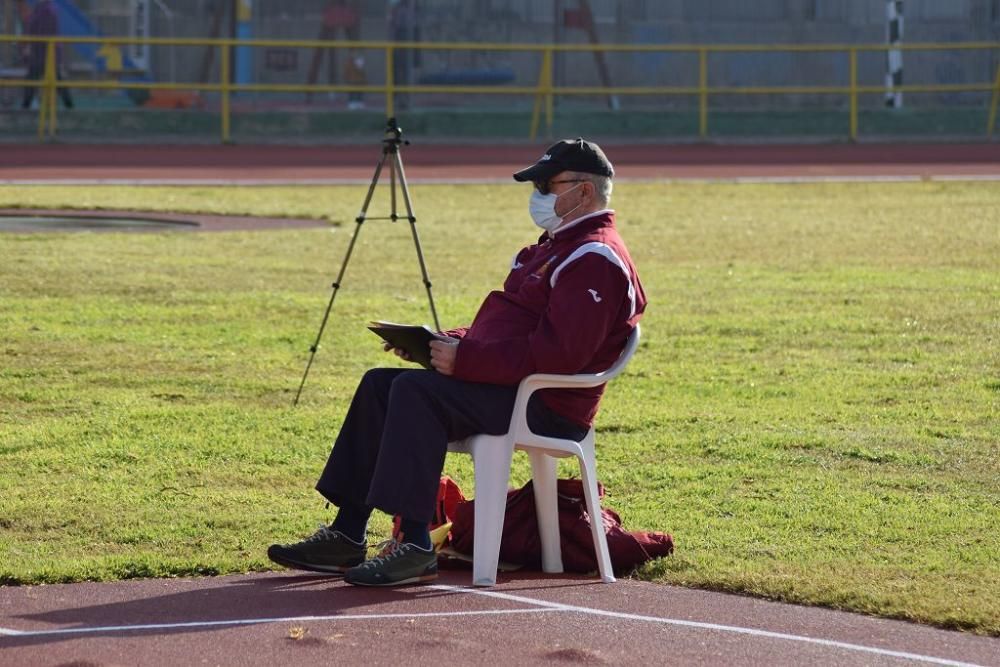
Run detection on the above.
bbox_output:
[718,175,923,184]
[430,585,985,667]
[0,608,555,638]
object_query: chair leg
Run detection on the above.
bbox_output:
[579,440,615,583]
[469,434,515,587]
[528,451,562,573]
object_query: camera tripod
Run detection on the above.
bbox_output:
[293,118,440,405]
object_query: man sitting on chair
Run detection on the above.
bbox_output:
[268,138,647,586]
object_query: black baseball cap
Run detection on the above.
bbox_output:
[513,138,614,183]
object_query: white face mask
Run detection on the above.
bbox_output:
[528,183,583,233]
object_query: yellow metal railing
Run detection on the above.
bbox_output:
[2,35,998,142]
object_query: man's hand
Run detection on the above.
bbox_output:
[383,342,413,362]
[429,338,459,375]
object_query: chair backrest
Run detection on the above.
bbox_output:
[507,324,642,458]
[598,324,641,382]
[515,324,641,397]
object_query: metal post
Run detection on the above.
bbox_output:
[386,45,394,119]
[849,47,858,141]
[151,0,176,82]
[884,0,903,108]
[545,47,554,138]
[530,48,548,140]
[987,61,1000,137]
[698,48,708,139]
[38,39,57,139]
[3,0,13,68]
[220,43,231,143]
[129,0,151,71]
[577,0,618,110]
[234,0,252,87]
[47,41,56,136]
[553,0,562,92]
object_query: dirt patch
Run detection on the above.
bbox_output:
[0,208,332,233]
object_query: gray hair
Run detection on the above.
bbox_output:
[570,171,613,207]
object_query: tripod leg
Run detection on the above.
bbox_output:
[393,149,441,332]
[388,148,398,221]
[293,217,366,405]
[293,147,392,405]
[357,149,391,223]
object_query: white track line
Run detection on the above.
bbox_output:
[430,585,985,667]
[0,607,554,638]
[930,174,1000,181]
[0,584,987,666]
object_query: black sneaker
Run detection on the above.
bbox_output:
[267,525,367,574]
[343,538,438,587]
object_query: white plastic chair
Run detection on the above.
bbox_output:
[447,325,641,586]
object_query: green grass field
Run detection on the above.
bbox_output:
[1,181,997,635]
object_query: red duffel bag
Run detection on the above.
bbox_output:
[449,478,673,574]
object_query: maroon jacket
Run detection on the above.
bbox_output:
[447,209,646,427]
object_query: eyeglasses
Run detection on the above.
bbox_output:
[534,179,587,195]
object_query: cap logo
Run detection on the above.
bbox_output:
[540,154,551,161]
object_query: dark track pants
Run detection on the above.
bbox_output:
[315,368,587,524]
[21,62,74,110]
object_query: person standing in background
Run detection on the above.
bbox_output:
[20,0,73,110]
[388,0,418,111]
[344,49,367,109]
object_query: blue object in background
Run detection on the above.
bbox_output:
[418,67,515,86]
[25,0,152,104]
[631,25,669,80]
[235,0,253,86]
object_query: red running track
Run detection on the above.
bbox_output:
[1,571,998,666]
[2,142,999,182]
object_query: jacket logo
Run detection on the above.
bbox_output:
[588,289,602,303]
[530,255,558,280]
[540,154,551,161]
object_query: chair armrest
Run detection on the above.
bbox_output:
[519,371,611,392]
[507,372,609,440]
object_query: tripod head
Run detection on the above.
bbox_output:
[382,117,409,151]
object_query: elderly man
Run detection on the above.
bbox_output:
[269,138,646,586]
